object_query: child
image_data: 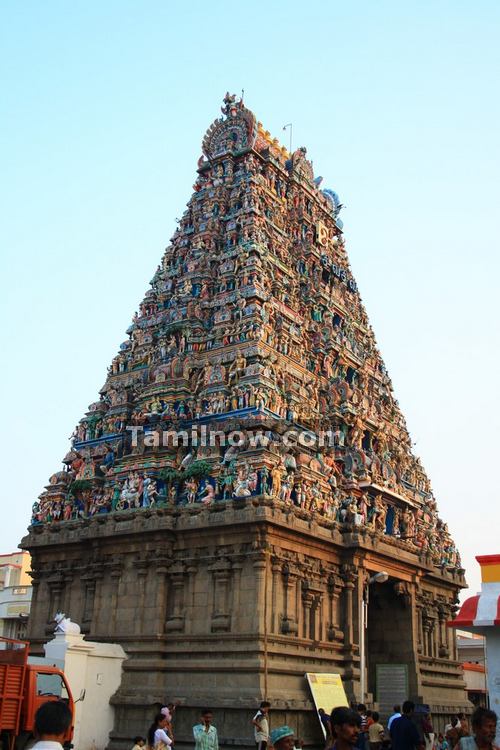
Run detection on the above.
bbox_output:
[253,701,271,750]
[368,712,385,750]
[132,737,145,750]
[437,733,449,750]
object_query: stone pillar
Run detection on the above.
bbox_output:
[185,563,198,635]
[341,565,355,647]
[282,564,290,630]
[271,559,281,633]
[81,575,97,628]
[416,599,424,655]
[252,555,267,634]
[134,560,149,636]
[327,574,343,641]
[154,558,170,637]
[253,553,268,697]
[302,586,313,640]
[437,604,450,657]
[341,564,357,697]
[166,562,187,633]
[27,569,42,642]
[210,559,232,633]
[108,563,123,637]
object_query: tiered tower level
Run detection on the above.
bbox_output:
[23,95,468,749]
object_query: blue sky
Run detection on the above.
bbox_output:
[1,0,499,597]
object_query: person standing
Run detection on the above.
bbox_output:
[147,713,173,749]
[355,705,368,750]
[329,707,362,750]
[253,701,271,750]
[270,726,296,750]
[457,714,471,739]
[160,705,176,747]
[422,713,435,750]
[368,712,385,750]
[193,708,219,750]
[319,708,333,747]
[31,701,73,750]
[390,701,424,750]
[437,733,450,750]
[446,718,461,748]
[456,708,498,750]
[388,707,402,732]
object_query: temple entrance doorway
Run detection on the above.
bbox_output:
[366,580,418,713]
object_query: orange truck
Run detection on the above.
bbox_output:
[0,636,74,750]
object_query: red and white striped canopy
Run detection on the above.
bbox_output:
[449,585,500,628]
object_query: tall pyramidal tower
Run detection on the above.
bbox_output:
[23,95,468,748]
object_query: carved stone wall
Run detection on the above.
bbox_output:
[22,500,468,749]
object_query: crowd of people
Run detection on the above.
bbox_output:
[132,702,303,750]
[127,699,498,750]
[318,702,498,750]
[26,696,499,750]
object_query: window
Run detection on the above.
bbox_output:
[36,673,69,700]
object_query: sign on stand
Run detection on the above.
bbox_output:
[306,672,349,738]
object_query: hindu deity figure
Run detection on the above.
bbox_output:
[228,352,247,384]
[121,473,141,508]
[63,499,73,521]
[270,464,283,499]
[348,415,365,450]
[143,477,159,507]
[111,482,122,510]
[233,463,252,497]
[259,466,270,494]
[221,444,240,466]
[31,501,41,524]
[323,351,335,380]
[99,445,115,475]
[185,478,198,504]
[295,482,306,508]
[220,465,235,500]
[309,485,321,512]
[279,476,293,504]
[369,494,386,534]
[199,482,215,505]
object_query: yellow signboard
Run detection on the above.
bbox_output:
[306,672,349,715]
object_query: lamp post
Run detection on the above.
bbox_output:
[360,571,389,702]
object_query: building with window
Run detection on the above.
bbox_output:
[0,551,32,640]
[457,631,488,706]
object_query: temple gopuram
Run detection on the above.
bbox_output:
[22,94,468,748]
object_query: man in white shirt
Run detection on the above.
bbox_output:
[32,700,73,750]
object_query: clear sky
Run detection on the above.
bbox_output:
[1,1,499,598]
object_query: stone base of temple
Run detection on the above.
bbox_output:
[22,498,468,749]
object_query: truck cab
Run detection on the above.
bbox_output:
[0,637,74,750]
